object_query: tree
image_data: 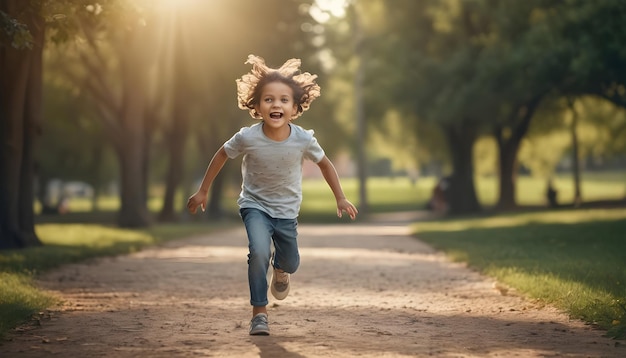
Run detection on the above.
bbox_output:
[525,0,626,206]
[379,0,489,214]
[400,0,558,212]
[467,0,626,209]
[1,1,45,248]
[157,10,191,222]
[48,2,165,227]
[343,0,625,213]
[480,2,558,209]
[1,1,140,247]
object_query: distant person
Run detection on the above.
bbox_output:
[546,179,558,208]
[41,195,69,215]
[187,55,358,336]
[427,176,450,213]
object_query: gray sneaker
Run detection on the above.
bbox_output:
[249,313,270,336]
[270,267,290,300]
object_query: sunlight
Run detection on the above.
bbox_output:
[311,0,348,23]
[411,208,626,233]
[154,0,202,11]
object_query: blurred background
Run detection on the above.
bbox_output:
[2,0,626,247]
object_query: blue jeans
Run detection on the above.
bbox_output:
[240,208,300,306]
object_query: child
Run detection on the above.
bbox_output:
[187,55,358,336]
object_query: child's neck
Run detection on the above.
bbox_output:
[262,123,291,141]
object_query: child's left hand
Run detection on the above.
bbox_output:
[337,198,358,220]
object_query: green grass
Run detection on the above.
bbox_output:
[50,177,433,223]
[0,273,56,338]
[298,177,432,221]
[58,172,626,218]
[412,208,626,339]
[0,222,227,339]
[476,171,626,206]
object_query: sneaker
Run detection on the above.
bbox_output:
[270,267,290,300]
[249,313,270,336]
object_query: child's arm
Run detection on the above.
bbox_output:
[187,146,229,214]
[316,156,358,220]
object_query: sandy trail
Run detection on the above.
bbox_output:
[1,214,623,357]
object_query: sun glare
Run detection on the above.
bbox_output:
[156,0,201,11]
[312,0,348,23]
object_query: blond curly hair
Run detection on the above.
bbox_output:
[236,54,321,119]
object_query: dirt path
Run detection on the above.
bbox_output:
[1,214,623,357]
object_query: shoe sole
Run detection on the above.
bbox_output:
[270,269,290,300]
[249,329,270,336]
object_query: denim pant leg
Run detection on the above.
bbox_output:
[272,218,300,274]
[241,208,273,307]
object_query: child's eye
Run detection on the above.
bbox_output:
[281,98,289,103]
[264,98,272,103]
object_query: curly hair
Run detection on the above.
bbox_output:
[236,55,321,119]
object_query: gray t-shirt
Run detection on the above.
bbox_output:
[223,122,325,219]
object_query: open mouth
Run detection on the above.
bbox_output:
[270,112,283,119]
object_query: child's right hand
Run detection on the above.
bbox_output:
[187,191,208,214]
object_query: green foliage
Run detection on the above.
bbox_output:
[518,131,571,178]
[322,0,626,182]
[473,136,497,177]
[413,208,626,339]
[574,97,626,156]
[0,10,33,49]
[1,1,125,48]
[41,0,326,223]
[517,95,626,177]
[43,0,137,44]
[38,78,118,187]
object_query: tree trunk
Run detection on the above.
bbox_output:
[443,122,481,215]
[494,126,519,211]
[568,98,582,207]
[495,95,543,210]
[159,112,187,222]
[18,11,44,246]
[116,29,151,228]
[0,1,43,249]
[159,23,189,222]
[141,125,151,208]
[86,144,103,212]
[116,142,151,227]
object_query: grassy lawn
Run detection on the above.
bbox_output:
[299,177,432,221]
[476,171,626,206]
[59,172,626,216]
[412,208,626,339]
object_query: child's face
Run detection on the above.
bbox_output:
[255,81,298,129]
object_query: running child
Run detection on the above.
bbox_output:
[187,55,358,336]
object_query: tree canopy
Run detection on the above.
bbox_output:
[319,0,626,213]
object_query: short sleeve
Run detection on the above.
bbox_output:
[223,127,247,159]
[304,130,325,163]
